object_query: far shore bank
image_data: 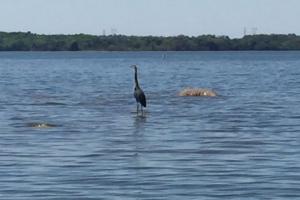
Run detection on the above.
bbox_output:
[1,31,300,51]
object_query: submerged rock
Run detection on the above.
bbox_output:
[28,123,57,128]
[179,88,217,97]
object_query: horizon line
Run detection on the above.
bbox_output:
[1,30,299,39]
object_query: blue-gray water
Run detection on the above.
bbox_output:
[0,51,300,199]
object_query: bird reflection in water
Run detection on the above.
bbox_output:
[133,114,147,134]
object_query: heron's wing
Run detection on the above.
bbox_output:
[140,91,147,107]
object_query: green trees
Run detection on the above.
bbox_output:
[69,42,79,51]
[0,31,300,51]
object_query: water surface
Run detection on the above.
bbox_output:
[0,51,300,199]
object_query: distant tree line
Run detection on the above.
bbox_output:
[1,31,300,51]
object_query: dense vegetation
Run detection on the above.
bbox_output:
[1,31,300,51]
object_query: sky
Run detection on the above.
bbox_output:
[0,0,299,38]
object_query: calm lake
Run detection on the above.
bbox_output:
[0,51,300,199]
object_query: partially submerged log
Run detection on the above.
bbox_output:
[179,88,217,97]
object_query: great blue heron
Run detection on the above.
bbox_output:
[131,65,146,114]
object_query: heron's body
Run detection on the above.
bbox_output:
[134,86,146,107]
[132,65,146,114]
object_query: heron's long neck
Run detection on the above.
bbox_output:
[134,69,140,88]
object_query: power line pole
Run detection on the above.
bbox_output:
[243,27,247,37]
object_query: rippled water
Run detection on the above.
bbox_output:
[1,51,300,199]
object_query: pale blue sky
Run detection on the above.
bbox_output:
[0,0,299,38]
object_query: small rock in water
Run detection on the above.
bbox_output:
[28,123,56,128]
[179,88,217,97]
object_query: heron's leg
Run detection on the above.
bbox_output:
[141,106,143,115]
[136,103,139,114]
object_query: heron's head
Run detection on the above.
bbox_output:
[130,65,137,71]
